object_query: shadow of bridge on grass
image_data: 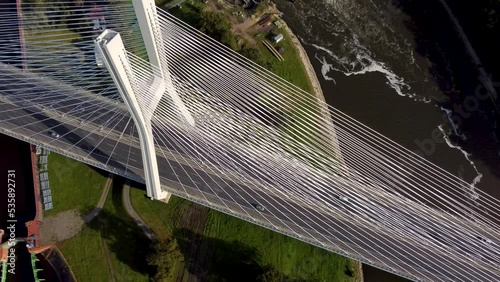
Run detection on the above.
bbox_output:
[84,177,156,279]
[171,228,331,282]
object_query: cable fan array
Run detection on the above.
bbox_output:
[0,1,500,281]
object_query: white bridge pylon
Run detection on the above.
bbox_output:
[95,30,169,200]
[94,0,194,200]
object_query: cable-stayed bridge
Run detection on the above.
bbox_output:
[1,0,500,280]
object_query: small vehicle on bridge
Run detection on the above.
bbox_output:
[337,195,349,202]
[478,236,493,244]
[48,131,60,138]
[253,203,266,212]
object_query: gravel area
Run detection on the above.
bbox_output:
[39,209,84,245]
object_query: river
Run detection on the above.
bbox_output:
[272,0,500,280]
[0,135,36,282]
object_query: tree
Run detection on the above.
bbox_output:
[199,10,236,48]
[239,44,260,61]
[147,238,184,281]
[239,44,272,70]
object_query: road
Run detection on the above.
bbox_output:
[83,174,113,223]
[1,3,500,281]
[1,62,500,281]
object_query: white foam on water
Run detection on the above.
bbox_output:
[440,106,467,141]
[316,54,337,84]
[307,41,432,103]
[438,125,481,201]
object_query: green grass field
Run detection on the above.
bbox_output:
[128,188,191,241]
[45,153,108,216]
[129,187,359,281]
[255,32,313,94]
[57,179,152,282]
[56,225,110,280]
[204,209,359,281]
[129,188,193,277]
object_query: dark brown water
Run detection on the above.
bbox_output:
[0,134,36,282]
[273,0,500,280]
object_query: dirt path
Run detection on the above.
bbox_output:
[39,174,113,244]
[100,227,118,282]
[83,174,113,223]
[122,182,157,241]
[356,263,365,282]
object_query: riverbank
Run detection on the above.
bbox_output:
[280,13,360,280]
[272,0,500,280]
[281,18,344,163]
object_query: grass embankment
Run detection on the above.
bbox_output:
[129,188,191,277]
[254,32,313,93]
[130,187,359,281]
[204,209,359,281]
[57,178,152,282]
[45,153,108,216]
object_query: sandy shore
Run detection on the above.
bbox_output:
[282,21,345,164]
[282,25,325,104]
[282,18,363,282]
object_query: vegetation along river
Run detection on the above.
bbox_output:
[273,0,500,279]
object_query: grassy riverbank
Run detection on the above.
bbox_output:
[138,1,356,280]
[166,0,313,92]
[130,186,360,281]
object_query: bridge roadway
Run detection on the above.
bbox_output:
[1,64,500,280]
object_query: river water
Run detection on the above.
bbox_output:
[272,0,500,280]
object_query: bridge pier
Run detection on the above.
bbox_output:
[132,0,195,126]
[95,30,170,201]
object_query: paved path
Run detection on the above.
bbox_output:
[122,182,157,241]
[83,174,113,223]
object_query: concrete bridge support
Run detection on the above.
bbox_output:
[95,30,170,201]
